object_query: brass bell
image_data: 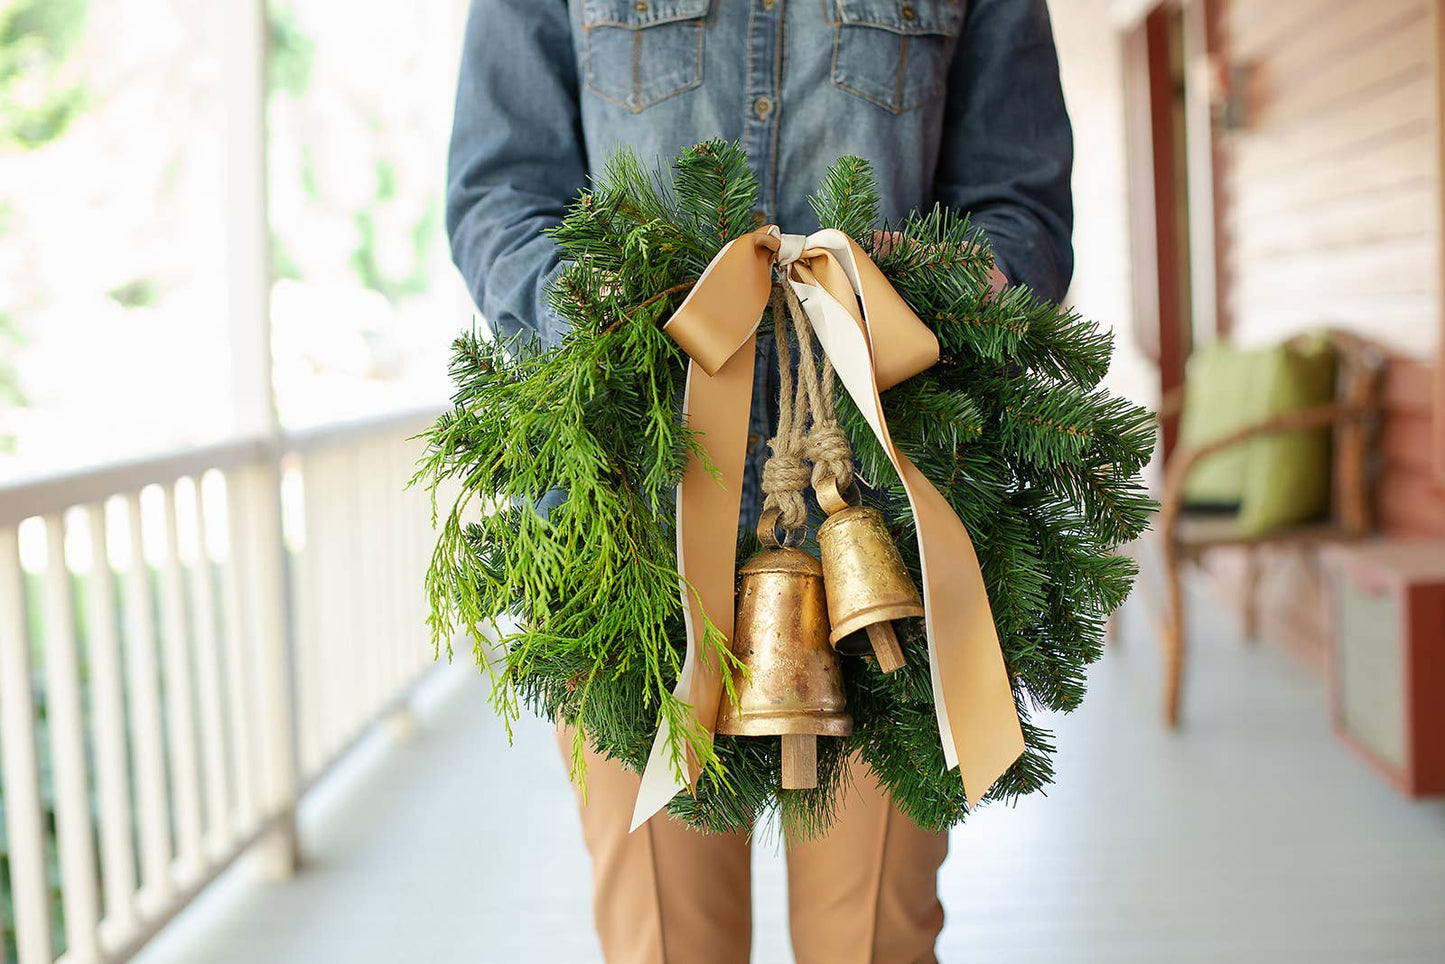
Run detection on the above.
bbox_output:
[815,477,922,674]
[715,543,853,789]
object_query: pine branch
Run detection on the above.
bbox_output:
[808,154,882,243]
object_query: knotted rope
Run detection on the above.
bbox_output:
[759,285,811,535]
[781,281,855,497]
[758,280,856,542]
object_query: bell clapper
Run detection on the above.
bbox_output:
[864,622,907,674]
[786,734,820,786]
[781,734,818,790]
[815,474,920,674]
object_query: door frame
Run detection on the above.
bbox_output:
[1119,0,1229,458]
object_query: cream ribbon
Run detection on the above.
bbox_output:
[630,227,1025,832]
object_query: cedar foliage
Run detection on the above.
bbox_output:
[411,140,1155,839]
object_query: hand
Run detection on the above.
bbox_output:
[872,229,1008,298]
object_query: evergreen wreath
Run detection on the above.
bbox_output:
[412,140,1155,839]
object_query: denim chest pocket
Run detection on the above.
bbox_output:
[582,0,710,112]
[829,0,966,113]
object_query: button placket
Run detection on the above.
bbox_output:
[738,1,786,531]
[743,0,784,222]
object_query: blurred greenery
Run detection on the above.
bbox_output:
[107,277,161,310]
[266,5,440,308]
[267,2,314,100]
[272,234,304,282]
[0,310,27,398]
[0,0,92,150]
[348,157,440,305]
[1,0,91,452]
[0,302,24,453]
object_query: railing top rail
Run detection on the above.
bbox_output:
[282,404,444,454]
[0,405,445,526]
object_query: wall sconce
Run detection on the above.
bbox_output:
[1207,52,1256,132]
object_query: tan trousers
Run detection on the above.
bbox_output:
[556,727,947,964]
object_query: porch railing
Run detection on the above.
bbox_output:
[0,407,454,964]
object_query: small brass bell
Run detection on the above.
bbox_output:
[815,477,922,674]
[715,541,853,790]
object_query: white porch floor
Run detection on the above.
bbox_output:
[134,595,1445,963]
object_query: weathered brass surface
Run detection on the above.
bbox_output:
[714,547,853,739]
[817,505,924,653]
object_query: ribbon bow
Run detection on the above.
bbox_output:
[630,226,1025,831]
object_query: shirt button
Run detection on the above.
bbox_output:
[754,96,773,119]
[634,0,647,10]
[747,432,764,453]
[762,0,776,9]
[751,209,767,227]
[901,3,917,20]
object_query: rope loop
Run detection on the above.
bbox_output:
[756,277,858,539]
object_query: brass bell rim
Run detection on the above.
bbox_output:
[715,715,854,738]
[831,630,876,657]
[827,603,925,645]
[739,545,823,577]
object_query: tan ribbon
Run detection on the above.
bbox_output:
[630,226,1024,831]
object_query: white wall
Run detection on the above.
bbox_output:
[1223,0,1441,360]
[1049,0,1159,407]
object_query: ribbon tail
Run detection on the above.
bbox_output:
[631,671,693,831]
[899,460,1026,806]
[788,274,1025,808]
[631,334,758,831]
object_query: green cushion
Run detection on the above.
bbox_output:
[1179,338,1337,536]
[1178,344,1269,507]
[1236,337,1336,536]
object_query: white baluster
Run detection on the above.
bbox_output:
[188,480,232,856]
[159,484,205,880]
[301,449,330,765]
[220,470,258,832]
[324,448,350,759]
[407,462,427,676]
[330,445,358,745]
[82,502,139,941]
[358,439,383,717]
[123,492,175,911]
[383,439,404,697]
[41,514,102,962]
[295,452,323,777]
[0,525,53,964]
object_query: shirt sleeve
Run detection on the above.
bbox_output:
[934,0,1075,303]
[446,0,587,349]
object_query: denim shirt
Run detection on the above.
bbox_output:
[446,0,1074,526]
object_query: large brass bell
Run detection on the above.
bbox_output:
[815,477,922,674]
[715,525,853,790]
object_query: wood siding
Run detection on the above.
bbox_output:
[1222,0,1445,539]
[1223,0,1439,357]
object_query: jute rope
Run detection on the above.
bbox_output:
[759,285,811,534]
[780,281,855,496]
[758,282,855,541]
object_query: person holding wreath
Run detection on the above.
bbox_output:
[445,3,1073,961]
